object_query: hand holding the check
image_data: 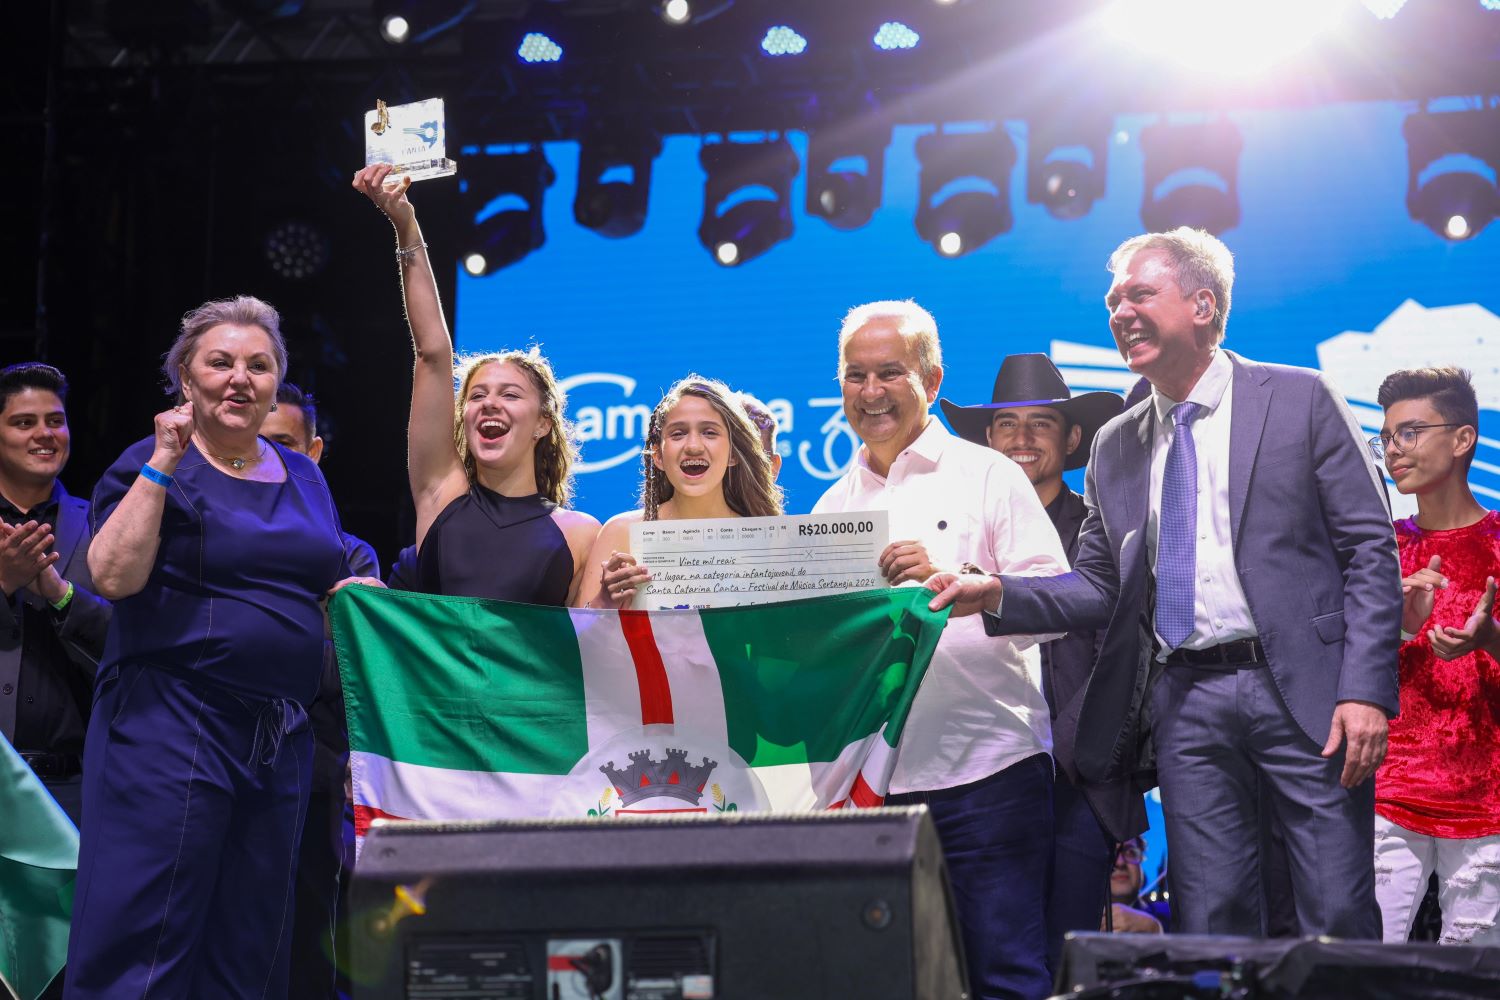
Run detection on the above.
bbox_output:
[596,550,651,609]
[879,539,941,585]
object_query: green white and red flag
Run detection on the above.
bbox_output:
[329,586,947,844]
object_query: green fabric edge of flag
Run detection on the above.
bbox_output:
[331,586,590,774]
[700,587,948,767]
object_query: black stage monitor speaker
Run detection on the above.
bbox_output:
[350,806,968,1000]
[1055,932,1500,999]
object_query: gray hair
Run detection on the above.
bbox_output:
[162,295,288,400]
[1107,228,1234,344]
[837,299,943,382]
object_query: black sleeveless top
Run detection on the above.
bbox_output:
[416,485,574,606]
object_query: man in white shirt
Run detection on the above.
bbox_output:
[926,229,1400,939]
[813,300,1068,1000]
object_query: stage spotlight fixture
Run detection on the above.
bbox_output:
[518,32,563,63]
[1138,119,1243,235]
[263,220,329,281]
[380,14,409,43]
[461,148,556,274]
[873,21,920,50]
[1026,120,1108,221]
[373,0,474,46]
[1403,109,1500,241]
[698,137,799,267]
[574,131,663,239]
[914,128,1017,257]
[805,120,891,231]
[660,0,734,26]
[761,26,807,56]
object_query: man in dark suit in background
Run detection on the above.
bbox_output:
[263,381,377,999]
[942,355,1135,972]
[926,228,1401,939]
[0,362,110,826]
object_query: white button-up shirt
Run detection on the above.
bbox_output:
[1147,348,1258,654]
[813,418,1069,793]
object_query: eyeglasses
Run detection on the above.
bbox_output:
[1368,423,1462,461]
[1115,843,1143,864]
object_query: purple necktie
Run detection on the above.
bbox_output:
[1156,401,1203,650]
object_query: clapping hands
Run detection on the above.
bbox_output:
[1428,575,1499,661]
[1400,554,1446,637]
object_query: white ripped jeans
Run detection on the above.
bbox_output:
[1375,814,1500,945]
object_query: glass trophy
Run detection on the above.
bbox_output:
[364,97,457,185]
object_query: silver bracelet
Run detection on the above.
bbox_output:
[395,241,428,261]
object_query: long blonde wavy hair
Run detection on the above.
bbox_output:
[453,347,576,506]
[640,375,783,521]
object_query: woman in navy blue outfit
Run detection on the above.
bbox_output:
[65,296,376,999]
[353,163,600,604]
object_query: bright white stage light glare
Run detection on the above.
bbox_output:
[463,253,488,276]
[663,0,691,24]
[1446,214,1472,240]
[938,232,963,256]
[1101,0,1349,77]
[1482,0,1500,11]
[381,14,410,43]
[1360,0,1407,17]
[715,242,741,266]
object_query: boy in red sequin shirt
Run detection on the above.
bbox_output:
[1374,367,1500,945]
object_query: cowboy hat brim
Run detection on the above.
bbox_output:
[939,390,1125,470]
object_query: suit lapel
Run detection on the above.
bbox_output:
[1228,353,1272,548]
[1118,402,1153,540]
[52,489,87,571]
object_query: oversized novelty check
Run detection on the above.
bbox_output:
[629,511,889,610]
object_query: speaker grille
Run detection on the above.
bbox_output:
[628,935,710,980]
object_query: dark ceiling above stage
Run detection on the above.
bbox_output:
[52,0,1500,140]
[7,0,1500,567]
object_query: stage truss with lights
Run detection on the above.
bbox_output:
[57,0,1500,276]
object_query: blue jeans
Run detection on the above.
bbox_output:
[888,753,1054,1000]
[1046,770,1114,977]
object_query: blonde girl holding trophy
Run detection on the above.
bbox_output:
[353,163,599,604]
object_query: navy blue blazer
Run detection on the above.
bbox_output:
[989,352,1402,787]
[1043,487,1147,843]
[0,483,111,743]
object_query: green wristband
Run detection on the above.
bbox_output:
[50,581,75,612]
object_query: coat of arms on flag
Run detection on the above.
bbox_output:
[330,586,948,846]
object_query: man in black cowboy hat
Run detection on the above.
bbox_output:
[941,354,1144,976]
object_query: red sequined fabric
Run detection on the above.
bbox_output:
[1376,510,1500,838]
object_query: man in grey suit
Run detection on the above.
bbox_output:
[925,228,1401,938]
[0,362,110,825]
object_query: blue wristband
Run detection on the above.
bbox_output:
[140,464,174,488]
